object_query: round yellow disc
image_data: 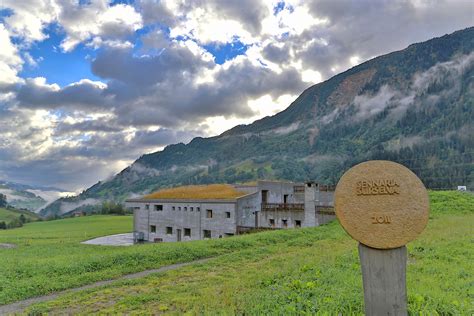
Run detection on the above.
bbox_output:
[334,160,429,249]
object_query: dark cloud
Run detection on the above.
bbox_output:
[54,120,122,134]
[140,29,170,51]
[0,156,119,191]
[111,58,306,128]
[91,45,211,86]
[206,0,268,35]
[16,78,112,110]
[133,129,198,147]
[262,43,291,65]
[136,0,177,26]
[137,0,268,37]
[300,0,474,77]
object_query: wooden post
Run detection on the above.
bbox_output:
[358,243,407,316]
[334,161,430,315]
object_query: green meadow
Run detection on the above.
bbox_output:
[0,191,472,314]
[0,207,39,225]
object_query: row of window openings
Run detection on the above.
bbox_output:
[261,190,290,203]
[145,204,201,212]
[150,226,192,236]
[144,206,231,219]
[150,226,220,239]
[269,219,302,228]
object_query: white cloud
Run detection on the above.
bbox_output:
[1,0,59,43]
[0,24,23,86]
[169,7,255,45]
[301,69,322,84]
[59,2,143,52]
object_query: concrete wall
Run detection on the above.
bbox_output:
[316,212,336,225]
[317,191,334,206]
[304,182,317,227]
[126,181,336,243]
[257,180,304,204]
[257,180,305,228]
[233,184,258,195]
[259,209,305,229]
[127,200,238,242]
[236,192,259,227]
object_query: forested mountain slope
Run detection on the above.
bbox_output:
[41,27,474,216]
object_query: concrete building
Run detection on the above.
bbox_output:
[125,180,334,243]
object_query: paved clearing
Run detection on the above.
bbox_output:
[0,258,211,315]
[0,243,16,249]
[81,233,134,246]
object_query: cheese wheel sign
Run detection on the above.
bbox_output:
[334,160,430,249]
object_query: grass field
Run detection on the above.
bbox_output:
[0,191,472,314]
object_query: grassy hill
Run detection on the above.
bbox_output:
[0,191,471,314]
[0,207,40,227]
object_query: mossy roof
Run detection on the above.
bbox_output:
[143,184,249,200]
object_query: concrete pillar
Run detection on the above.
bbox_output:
[303,182,317,227]
[358,243,408,316]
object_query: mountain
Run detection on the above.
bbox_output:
[40,27,474,217]
[0,180,69,213]
[0,182,46,212]
[0,180,64,193]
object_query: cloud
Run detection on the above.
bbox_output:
[132,129,198,148]
[352,52,474,121]
[156,0,269,44]
[302,0,474,77]
[16,78,111,110]
[58,1,143,52]
[0,24,23,88]
[262,43,291,64]
[91,44,211,86]
[205,0,268,35]
[353,85,397,120]
[0,0,59,43]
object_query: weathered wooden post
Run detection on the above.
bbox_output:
[334,161,429,315]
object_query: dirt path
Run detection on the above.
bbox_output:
[0,258,211,315]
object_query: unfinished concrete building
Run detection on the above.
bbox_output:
[125,180,334,243]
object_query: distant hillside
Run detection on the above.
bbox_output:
[0,180,70,213]
[0,206,40,228]
[0,184,46,212]
[41,27,474,217]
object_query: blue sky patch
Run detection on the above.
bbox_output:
[273,1,286,15]
[0,8,13,21]
[19,25,101,87]
[203,39,249,64]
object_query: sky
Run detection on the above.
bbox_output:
[0,0,472,192]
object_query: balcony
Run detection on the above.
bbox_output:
[261,203,305,212]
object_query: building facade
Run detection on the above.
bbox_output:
[126,180,334,243]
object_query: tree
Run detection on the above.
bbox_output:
[0,193,7,207]
[19,214,26,224]
[7,217,22,229]
[101,201,127,215]
[0,221,6,229]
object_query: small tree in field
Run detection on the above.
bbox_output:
[0,193,7,207]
